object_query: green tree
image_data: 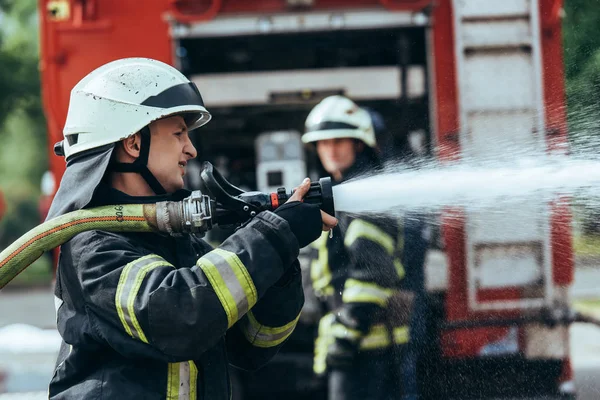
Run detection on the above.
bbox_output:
[563,0,600,154]
[0,0,42,126]
[563,0,600,80]
[0,0,51,281]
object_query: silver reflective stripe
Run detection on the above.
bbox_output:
[342,279,392,307]
[179,362,191,400]
[342,285,390,306]
[167,361,198,400]
[198,249,257,325]
[250,323,296,344]
[241,312,300,348]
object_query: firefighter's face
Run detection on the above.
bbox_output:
[316,138,361,179]
[147,115,198,193]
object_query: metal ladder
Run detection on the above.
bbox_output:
[451,0,553,312]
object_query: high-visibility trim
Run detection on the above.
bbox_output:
[166,361,198,400]
[393,326,410,345]
[116,254,173,343]
[331,322,363,342]
[359,325,410,350]
[310,232,334,297]
[189,361,198,400]
[394,259,406,280]
[342,278,393,307]
[241,311,300,348]
[197,248,258,328]
[167,362,180,400]
[344,219,395,255]
[314,313,336,375]
[314,313,410,375]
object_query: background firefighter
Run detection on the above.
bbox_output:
[304,95,429,400]
[46,58,336,399]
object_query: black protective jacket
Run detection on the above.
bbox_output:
[49,186,304,399]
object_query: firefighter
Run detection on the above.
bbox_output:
[46,58,337,399]
[304,95,419,400]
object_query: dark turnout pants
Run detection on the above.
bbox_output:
[328,347,404,400]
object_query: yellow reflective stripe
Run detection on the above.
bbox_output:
[342,278,393,307]
[314,313,336,375]
[241,311,300,348]
[197,248,258,328]
[116,255,157,338]
[331,322,362,342]
[115,254,173,343]
[393,326,410,345]
[310,232,333,297]
[394,259,406,280]
[167,363,180,400]
[128,262,171,343]
[189,361,198,400]
[359,324,410,350]
[344,219,395,255]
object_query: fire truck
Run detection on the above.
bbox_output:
[39,0,573,398]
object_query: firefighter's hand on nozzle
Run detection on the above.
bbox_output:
[287,178,337,231]
[274,178,337,248]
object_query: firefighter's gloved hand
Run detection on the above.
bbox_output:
[326,337,360,370]
[274,201,322,248]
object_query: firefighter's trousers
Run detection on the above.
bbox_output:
[328,346,404,400]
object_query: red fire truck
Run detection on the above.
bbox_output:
[39,0,572,398]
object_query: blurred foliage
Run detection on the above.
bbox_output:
[563,0,600,80]
[564,0,600,153]
[0,0,50,284]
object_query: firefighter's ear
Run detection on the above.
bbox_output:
[121,132,141,158]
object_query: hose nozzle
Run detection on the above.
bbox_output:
[270,177,335,216]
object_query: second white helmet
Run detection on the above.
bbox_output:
[59,57,211,160]
[302,95,376,148]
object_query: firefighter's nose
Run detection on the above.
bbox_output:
[185,138,197,159]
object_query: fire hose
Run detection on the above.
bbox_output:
[0,162,334,290]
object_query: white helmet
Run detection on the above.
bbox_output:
[57,57,211,160]
[302,95,376,148]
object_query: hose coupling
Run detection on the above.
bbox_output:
[156,191,215,236]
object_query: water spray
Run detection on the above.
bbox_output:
[332,156,600,216]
